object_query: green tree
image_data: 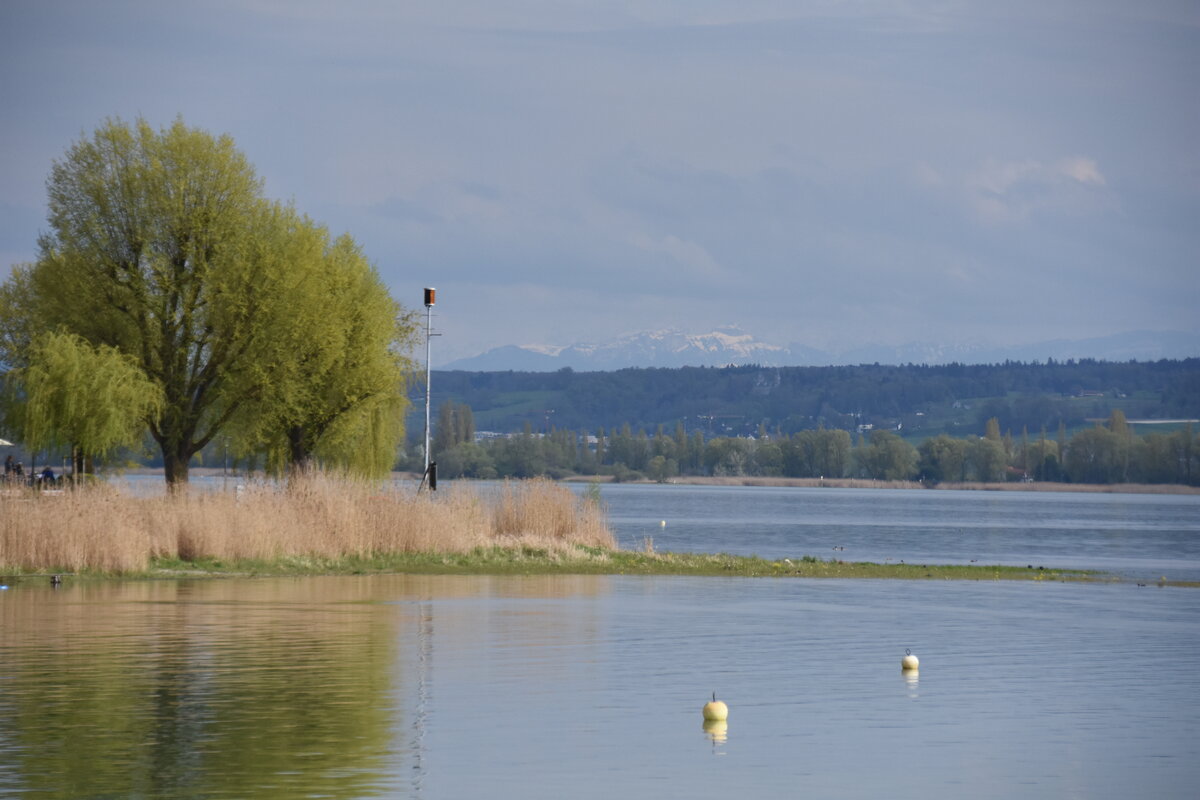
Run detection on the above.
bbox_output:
[1029,429,1061,481]
[437,441,497,479]
[1177,424,1197,484]
[968,436,1008,482]
[227,218,415,478]
[688,430,705,472]
[491,425,547,478]
[0,264,39,368]
[673,423,688,463]
[646,454,674,483]
[13,118,276,485]
[4,117,412,485]
[1019,426,1030,479]
[854,430,918,481]
[704,437,751,476]
[3,331,163,475]
[918,434,969,483]
[753,440,783,476]
[780,434,811,477]
[815,428,852,477]
[432,401,476,462]
[1064,426,1122,483]
[1133,433,1177,484]
[1107,409,1132,482]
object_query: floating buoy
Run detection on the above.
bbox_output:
[901,649,919,671]
[702,691,729,721]
[661,520,667,527]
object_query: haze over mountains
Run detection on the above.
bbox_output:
[442,327,1200,372]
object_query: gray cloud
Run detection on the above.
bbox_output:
[1,0,1196,361]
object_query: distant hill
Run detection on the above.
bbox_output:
[417,358,1200,439]
[442,328,1200,372]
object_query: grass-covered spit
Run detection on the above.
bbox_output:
[1,476,613,575]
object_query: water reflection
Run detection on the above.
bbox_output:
[0,574,615,799]
[703,719,729,744]
[4,572,1200,799]
[903,670,920,699]
[1,579,400,798]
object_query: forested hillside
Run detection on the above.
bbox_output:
[417,359,1200,439]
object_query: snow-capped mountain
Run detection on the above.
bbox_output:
[444,326,787,371]
[441,329,1200,372]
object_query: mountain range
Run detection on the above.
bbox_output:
[441,327,1200,372]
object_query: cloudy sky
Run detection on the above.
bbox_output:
[2,1,1197,361]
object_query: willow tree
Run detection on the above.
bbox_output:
[7,117,390,486]
[3,331,162,475]
[229,225,417,478]
[0,265,38,371]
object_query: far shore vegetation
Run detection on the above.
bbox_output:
[561,474,1200,495]
[410,402,1199,490]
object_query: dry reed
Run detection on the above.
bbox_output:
[0,476,615,574]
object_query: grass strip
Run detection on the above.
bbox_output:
[117,548,1111,581]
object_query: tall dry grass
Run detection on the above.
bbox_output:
[0,477,615,574]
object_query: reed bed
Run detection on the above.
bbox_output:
[0,477,615,574]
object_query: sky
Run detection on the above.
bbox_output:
[2,1,1197,362]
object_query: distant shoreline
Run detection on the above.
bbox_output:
[563,475,1200,495]
[116,467,1200,495]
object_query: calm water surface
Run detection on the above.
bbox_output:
[594,484,1200,583]
[2,484,1198,798]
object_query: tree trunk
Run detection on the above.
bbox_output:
[287,426,315,477]
[71,445,84,483]
[163,449,191,489]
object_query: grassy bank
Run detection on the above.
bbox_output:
[4,474,1184,585]
[132,547,1108,583]
[0,476,614,575]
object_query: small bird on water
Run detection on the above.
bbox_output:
[50,574,62,587]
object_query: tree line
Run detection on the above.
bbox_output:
[426,402,1199,486]
[424,359,1200,438]
[0,118,416,486]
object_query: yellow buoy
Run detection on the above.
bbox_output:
[702,691,729,721]
[901,649,920,671]
[661,520,667,527]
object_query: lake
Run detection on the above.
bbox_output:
[595,483,1200,583]
[2,484,1198,798]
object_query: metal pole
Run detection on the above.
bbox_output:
[424,302,432,477]
[422,288,436,483]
